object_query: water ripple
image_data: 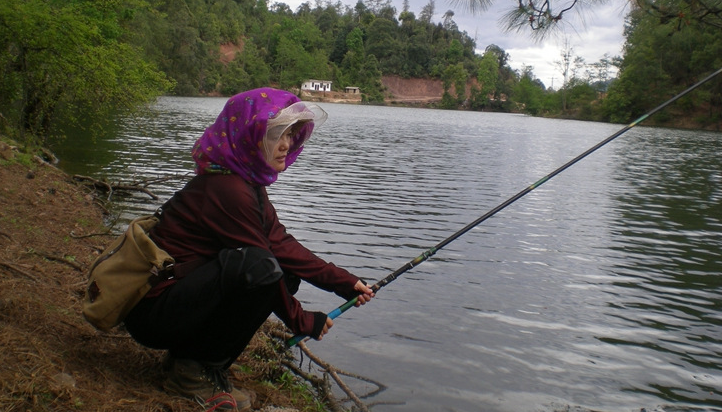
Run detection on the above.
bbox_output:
[53,98,722,412]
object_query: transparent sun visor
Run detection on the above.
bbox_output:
[264,102,328,148]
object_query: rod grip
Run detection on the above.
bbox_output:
[286,296,359,347]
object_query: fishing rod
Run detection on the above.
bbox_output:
[287,66,722,348]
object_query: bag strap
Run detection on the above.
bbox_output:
[253,185,269,232]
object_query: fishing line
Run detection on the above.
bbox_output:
[287,67,722,347]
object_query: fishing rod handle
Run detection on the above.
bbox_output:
[286,296,360,347]
[286,252,433,347]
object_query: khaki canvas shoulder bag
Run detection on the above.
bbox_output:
[83,215,174,331]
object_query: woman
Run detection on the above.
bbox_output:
[124,88,374,411]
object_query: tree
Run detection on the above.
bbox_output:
[482,44,513,106]
[587,53,617,91]
[447,38,464,64]
[358,55,385,102]
[513,65,545,115]
[366,18,404,73]
[228,43,271,92]
[340,28,366,85]
[419,0,436,24]
[271,19,330,88]
[554,38,574,111]
[473,50,500,109]
[632,0,722,31]
[404,33,432,77]
[441,63,468,108]
[484,44,509,68]
[0,0,172,145]
[602,4,722,124]
[364,0,393,15]
[442,10,456,30]
[354,0,371,23]
[458,0,722,38]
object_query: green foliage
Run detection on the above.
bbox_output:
[358,55,385,102]
[440,63,468,108]
[566,81,598,120]
[513,66,545,115]
[447,39,464,64]
[603,7,722,125]
[2,0,718,146]
[275,371,326,412]
[340,28,366,85]
[0,0,172,145]
[472,51,500,110]
[366,18,404,73]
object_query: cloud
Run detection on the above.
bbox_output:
[447,0,629,87]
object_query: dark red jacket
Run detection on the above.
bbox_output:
[148,173,359,337]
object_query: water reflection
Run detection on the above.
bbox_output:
[53,97,722,412]
[601,128,722,407]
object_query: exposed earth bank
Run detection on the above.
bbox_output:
[300,75,445,105]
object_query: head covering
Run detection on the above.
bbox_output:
[191,88,326,186]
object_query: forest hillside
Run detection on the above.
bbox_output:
[1,0,720,151]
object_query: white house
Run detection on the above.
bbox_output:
[301,79,332,92]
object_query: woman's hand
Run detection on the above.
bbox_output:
[353,280,375,307]
[316,281,373,340]
[317,316,333,340]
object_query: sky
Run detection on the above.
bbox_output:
[445,0,630,87]
[276,0,631,89]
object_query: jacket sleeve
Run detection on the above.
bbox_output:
[205,178,359,335]
[271,278,327,338]
[262,190,360,300]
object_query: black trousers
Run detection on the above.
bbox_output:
[124,248,283,365]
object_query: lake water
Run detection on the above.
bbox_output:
[52,97,722,412]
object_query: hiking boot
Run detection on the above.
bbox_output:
[163,356,252,411]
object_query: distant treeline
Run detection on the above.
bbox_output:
[1,0,720,147]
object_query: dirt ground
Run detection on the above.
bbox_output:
[0,155,320,412]
[381,75,445,104]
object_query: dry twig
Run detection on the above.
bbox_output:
[29,250,84,271]
[72,175,159,200]
[0,261,40,282]
[270,330,386,412]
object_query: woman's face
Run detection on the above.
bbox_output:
[262,126,294,172]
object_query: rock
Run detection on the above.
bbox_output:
[257,407,300,412]
[0,141,13,160]
[50,372,76,393]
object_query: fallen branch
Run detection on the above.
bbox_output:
[0,261,40,282]
[72,175,158,200]
[297,340,371,412]
[112,183,158,200]
[270,330,386,412]
[281,359,344,412]
[132,172,194,187]
[70,228,114,239]
[71,213,122,239]
[30,251,84,271]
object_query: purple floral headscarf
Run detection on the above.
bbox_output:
[192,88,314,186]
